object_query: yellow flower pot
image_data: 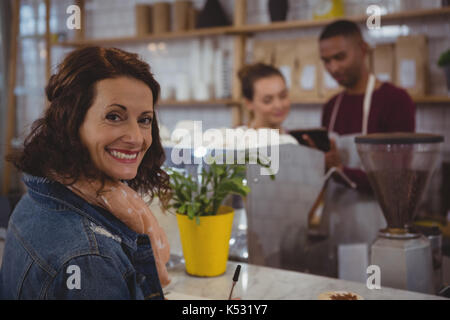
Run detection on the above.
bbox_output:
[176,206,234,277]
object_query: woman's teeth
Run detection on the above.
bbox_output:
[108,150,138,160]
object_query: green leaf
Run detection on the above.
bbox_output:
[187,205,195,219]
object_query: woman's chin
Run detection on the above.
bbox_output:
[269,120,284,129]
[107,170,138,182]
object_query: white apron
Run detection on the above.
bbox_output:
[324,74,386,248]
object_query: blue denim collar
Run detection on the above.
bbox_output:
[22,173,140,251]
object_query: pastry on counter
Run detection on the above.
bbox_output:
[317,291,364,300]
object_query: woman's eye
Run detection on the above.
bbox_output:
[106,113,121,122]
[139,117,153,126]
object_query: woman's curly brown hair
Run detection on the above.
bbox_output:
[7,46,171,207]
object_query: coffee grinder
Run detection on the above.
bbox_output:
[355,133,444,294]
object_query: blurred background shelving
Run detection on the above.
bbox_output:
[1,0,450,218]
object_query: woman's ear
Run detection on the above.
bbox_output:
[243,98,255,126]
[243,98,254,112]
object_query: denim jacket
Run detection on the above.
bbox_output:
[0,174,164,300]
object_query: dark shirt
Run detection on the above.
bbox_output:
[321,82,416,192]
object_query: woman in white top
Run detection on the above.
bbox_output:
[238,63,291,134]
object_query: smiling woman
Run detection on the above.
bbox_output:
[0,46,172,300]
[238,63,291,132]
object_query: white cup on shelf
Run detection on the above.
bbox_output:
[194,81,210,101]
[175,73,190,101]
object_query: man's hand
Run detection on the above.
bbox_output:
[325,138,343,171]
[303,134,343,171]
[302,134,317,148]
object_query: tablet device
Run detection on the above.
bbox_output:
[289,128,331,152]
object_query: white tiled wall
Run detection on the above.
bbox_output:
[157,105,232,132]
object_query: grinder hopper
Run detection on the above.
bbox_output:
[355,133,444,238]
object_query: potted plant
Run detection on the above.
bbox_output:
[167,155,273,277]
[438,49,450,95]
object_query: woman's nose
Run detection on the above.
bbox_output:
[274,98,285,110]
[123,121,144,145]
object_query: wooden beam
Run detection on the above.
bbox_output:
[231,34,246,127]
[231,1,247,127]
[234,0,246,27]
[2,0,20,196]
[158,99,237,106]
[55,26,236,47]
[74,0,85,42]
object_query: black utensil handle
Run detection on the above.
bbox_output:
[233,265,241,282]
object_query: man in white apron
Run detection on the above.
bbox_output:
[304,20,416,279]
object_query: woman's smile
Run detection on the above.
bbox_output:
[106,148,140,163]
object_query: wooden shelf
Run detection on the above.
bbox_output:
[54,26,236,47]
[157,96,450,107]
[413,96,450,104]
[53,7,450,47]
[232,7,450,34]
[291,97,328,105]
[291,95,450,105]
[18,34,46,40]
[158,99,238,107]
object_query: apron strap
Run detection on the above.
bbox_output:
[362,74,376,135]
[328,74,376,135]
[328,93,344,132]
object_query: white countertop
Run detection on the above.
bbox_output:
[0,235,446,300]
[165,260,447,300]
